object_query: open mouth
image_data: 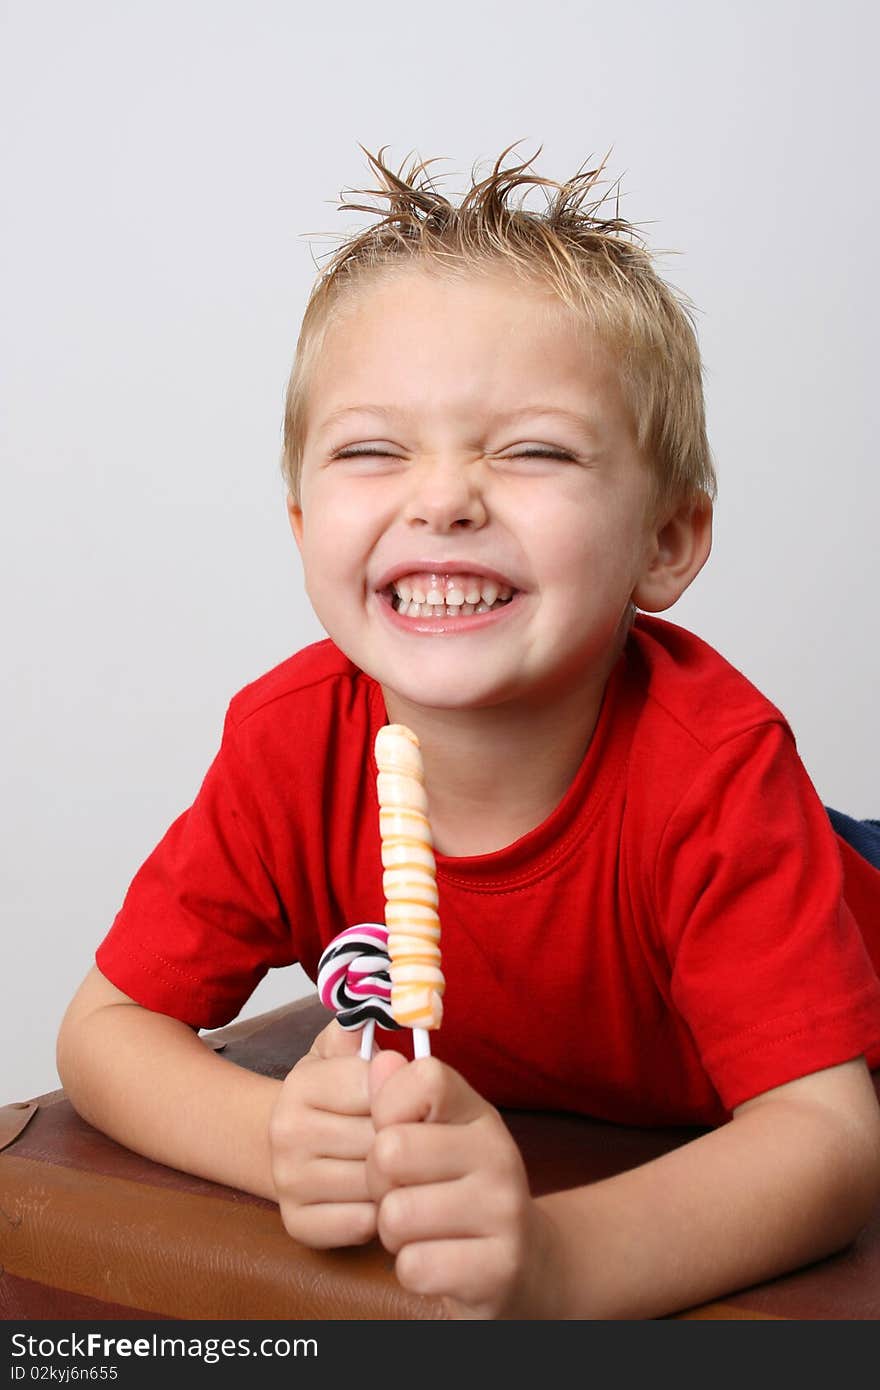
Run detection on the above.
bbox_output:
[383,573,518,619]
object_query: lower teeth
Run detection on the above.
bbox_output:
[391,596,512,616]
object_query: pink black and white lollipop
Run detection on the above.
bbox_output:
[317,923,402,1059]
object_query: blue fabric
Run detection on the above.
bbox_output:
[826,807,880,870]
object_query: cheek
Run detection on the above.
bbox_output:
[298,529,376,635]
[539,508,646,600]
[299,498,363,579]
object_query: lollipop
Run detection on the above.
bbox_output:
[317,923,401,1059]
[374,723,444,1057]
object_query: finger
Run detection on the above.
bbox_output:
[309,1018,368,1061]
[293,1055,372,1116]
[369,1117,494,1191]
[314,1113,376,1160]
[394,1236,501,1310]
[377,1176,481,1252]
[377,1162,530,1254]
[371,1056,490,1129]
[271,1124,375,1196]
[303,1112,375,1161]
[284,1156,375,1206]
[280,1200,377,1250]
[368,1046,408,1103]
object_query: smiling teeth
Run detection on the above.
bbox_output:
[393,597,511,617]
[392,574,513,609]
[392,600,508,617]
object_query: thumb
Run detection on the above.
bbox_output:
[309,1018,366,1060]
[369,1047,408,1108]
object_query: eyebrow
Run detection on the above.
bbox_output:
[318,404,604,439]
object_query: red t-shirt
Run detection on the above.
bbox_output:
[96,615,880,1126]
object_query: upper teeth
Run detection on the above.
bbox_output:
[391,573,514,607]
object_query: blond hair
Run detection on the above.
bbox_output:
[281,142,715,515]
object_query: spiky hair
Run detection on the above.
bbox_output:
[281,142,715,513]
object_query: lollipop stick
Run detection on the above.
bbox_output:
[413,1027,431,1059]
[359,1018,376,1060]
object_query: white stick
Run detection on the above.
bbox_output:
[359,1018,376,1060]
[413,1027,431,1059]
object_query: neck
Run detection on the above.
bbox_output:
[379,650,623,857]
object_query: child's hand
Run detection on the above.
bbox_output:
[269,1019,377,1249]
[366,1052,561,1318]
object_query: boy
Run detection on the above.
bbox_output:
[57,143,880,1319]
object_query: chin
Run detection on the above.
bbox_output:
[380,668,521,712]
[324,621,521,709]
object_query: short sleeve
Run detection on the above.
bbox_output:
[654,721,880,1110]
[96,707,296,1028]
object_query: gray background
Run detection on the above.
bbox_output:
[2,0,877,1102]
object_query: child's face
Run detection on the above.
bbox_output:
[290,266,666,713]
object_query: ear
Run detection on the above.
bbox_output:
[286,494,304,552]
[632,494,713,613]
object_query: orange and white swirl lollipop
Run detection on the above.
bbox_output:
[374,723,443,1057]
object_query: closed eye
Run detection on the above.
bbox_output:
[505,449,576,460]
[329,447,583,475]
[334,447,400,458]
[333,447,577,461]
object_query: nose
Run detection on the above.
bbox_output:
[402,455,488,531]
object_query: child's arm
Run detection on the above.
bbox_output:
[57,967,281,1197]
[57,967,378,1245]
[366,1052,880,1319]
